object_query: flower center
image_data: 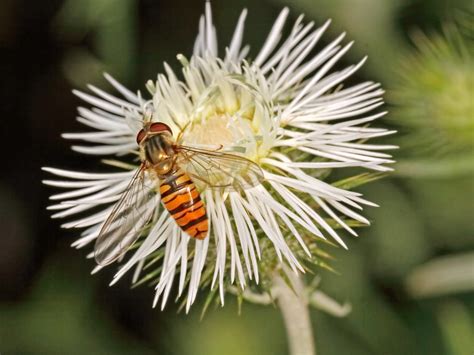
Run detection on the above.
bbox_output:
[183,113,246,146]
[180,78,263,157]
[151,58,276,161]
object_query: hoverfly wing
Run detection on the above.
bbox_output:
[175,145,264,192]
[94,165,156,266]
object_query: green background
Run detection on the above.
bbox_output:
[0,0,472,354]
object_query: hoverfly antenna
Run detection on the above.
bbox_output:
[124,109,144,133]
[143,100,155,123]
[127,111,143,123]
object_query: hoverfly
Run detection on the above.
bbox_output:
[94,115,264,266]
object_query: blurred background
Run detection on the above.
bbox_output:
[0,0,472,354]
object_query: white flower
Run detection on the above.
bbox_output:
[43,4,395,311]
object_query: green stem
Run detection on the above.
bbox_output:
[274,272,316,355]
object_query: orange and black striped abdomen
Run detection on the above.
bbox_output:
[159,168,208,239]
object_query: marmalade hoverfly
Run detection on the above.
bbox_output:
[94,119,264,266]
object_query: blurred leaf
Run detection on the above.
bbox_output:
[96,0,137,81]
[54,0,137,82]
[61,48,105,87]
[54,0,105,37]
[396,154,474,178]
[162,299,287,355]
[437,301,473,355]
[405,252,474,298]
[333,172,388,190]
[407,177,474,249]
[0,256,154,354]
[364,180,429,278]
[318,246,419,355]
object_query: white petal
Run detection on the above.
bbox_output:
[104,73,140,104]
[226,9,248,63]
[254,8,290,66]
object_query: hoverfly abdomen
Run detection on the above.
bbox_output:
[159,167,208,240]
[138,123,209,240]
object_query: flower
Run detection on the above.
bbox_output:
[44,4,394,311]
[390,20,473,156]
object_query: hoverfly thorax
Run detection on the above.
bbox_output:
[137,122,176,177]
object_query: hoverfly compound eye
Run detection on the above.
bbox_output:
[136,129,146,145]
[149,122,173,135]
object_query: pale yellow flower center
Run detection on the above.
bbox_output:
[180,80,261,154]
[183,114,236,146]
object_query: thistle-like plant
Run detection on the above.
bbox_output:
[44,4,395,354]
[390,15,473,177]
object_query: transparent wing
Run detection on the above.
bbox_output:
[176,145,264,192]
[94,165,157,266]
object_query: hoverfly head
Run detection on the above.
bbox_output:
[136,122,173,145]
